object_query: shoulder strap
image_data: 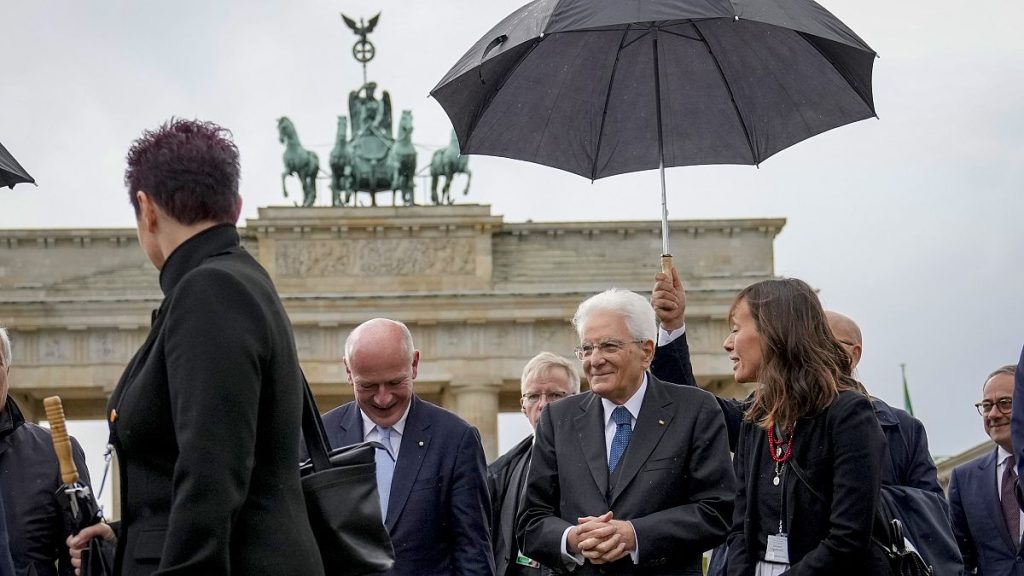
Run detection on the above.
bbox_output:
[301,371,332,472]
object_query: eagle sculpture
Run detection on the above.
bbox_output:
[341,12,380,41]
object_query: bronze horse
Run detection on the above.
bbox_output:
[388,111,417,205]
[430,130,471,205]
[277,117,319,207]
[329,116,351,207]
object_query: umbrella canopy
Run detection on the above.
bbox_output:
[0,140,36,188]
[432,0,876,180]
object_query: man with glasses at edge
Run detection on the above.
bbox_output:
[949,365,1024,574]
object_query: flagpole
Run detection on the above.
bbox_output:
[900,363,914,416]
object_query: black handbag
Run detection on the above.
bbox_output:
[875,517,933,576]
[300,376,395,575]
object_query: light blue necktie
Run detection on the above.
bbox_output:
[375,426,396,520]
[608,406,632,473]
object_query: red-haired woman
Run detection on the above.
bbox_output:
[69,119,324,576]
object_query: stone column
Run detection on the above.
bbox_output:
[449,378,502,462]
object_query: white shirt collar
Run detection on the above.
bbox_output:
[360,401,412,440]
[600,373,648,424]
[998,445,1014,466]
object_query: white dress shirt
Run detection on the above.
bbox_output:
[657,324,686,347]
[360,402,412,459]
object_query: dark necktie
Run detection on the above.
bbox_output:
[1002,454,1020,549]
[608,406,632,473]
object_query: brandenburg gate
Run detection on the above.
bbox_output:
[0,205,782,460]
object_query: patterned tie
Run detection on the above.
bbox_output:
[375,426,396,520]
[608,406,633,473]
[1003,455,1020,549]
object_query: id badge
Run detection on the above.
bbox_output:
[764,533,790,564]
[515,551,540,568]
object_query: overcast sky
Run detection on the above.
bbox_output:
[3,0,1022,481]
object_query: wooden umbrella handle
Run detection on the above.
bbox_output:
[43,396,80,485]
[660,254,673,275]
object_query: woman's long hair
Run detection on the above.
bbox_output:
[736,278,865,430]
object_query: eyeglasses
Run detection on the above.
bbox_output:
[573,339,644,360]
[975,397,1013,416]
[521,391,569,406]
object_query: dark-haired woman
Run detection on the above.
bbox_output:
[723,279,890,576]
[69,119,324,576]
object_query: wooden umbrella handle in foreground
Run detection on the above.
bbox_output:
[43,396,80,485]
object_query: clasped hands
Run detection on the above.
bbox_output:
[567,511,636,565]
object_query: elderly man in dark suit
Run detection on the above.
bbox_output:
[322,318,494,576]
[0,326,92,576]
[949,364,1024,574]
[488,352,579,576]
[516,288,734,575]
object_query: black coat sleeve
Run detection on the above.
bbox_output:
[651,332,745,451]
[787,394,885,575]
[157,268,269,573]
[651,331,696,388]
[726,424,753,576]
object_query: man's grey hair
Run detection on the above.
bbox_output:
[571,288,657,343]
[521,352,581,395]
[344,318,415,364]
[0,326,10,368]
[985,364,1017,389]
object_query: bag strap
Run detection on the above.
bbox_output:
[301,371,332,472]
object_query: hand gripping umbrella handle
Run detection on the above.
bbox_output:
[661,254,673,275]
[43,396,80,485]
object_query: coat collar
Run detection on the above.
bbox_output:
[0,396,25,442]
[158,223,239,295]
[871,397,900,427]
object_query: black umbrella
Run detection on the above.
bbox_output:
[43,397,114,576]
[0,140,36,188]
[431,0,876,262]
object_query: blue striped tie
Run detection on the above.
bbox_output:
[609,406,632,473]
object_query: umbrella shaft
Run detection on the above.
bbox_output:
[660,161,669,255]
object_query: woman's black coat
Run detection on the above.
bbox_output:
[726,390,890,576]
[107,225,323,576]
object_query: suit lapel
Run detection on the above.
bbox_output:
[610,375,673,504]
[979,448,1018,552]
[332,404,365,449]
[574,393,610,499]
[385,396,431,530]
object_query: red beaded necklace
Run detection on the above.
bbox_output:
[767,422,796,486]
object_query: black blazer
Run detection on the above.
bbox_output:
[726,390,888,576]
[487,435,540,576]
[0,398,90,576]
[322,395,495,576]
[517,374,735,575]
[106,225,323,576]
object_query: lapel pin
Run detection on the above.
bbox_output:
[110,409,118,423]
[658,419,665,426]
[418,441,424,447]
